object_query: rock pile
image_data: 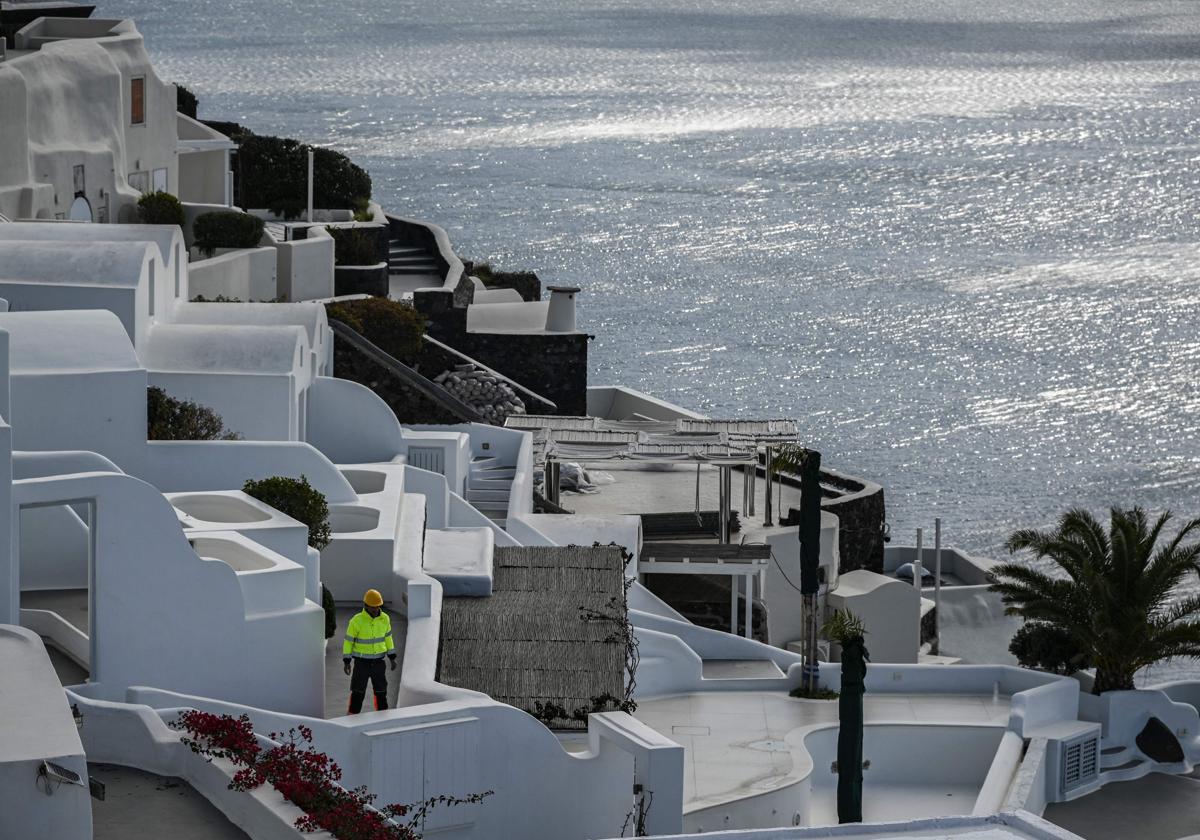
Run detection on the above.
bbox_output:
[434,364,527,425]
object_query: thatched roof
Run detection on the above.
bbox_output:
[438,545,627,730]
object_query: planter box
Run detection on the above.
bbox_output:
[334,262,389,297]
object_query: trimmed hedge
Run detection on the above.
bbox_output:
[327,227,380,267]
[147,387,241,440]
[242,475,332,551]
[194,211,265,256]
[326,297,425,364]
[137,191,185,227]
[177,84,198,119]
[237,135,371,220]
[472,262,541,302]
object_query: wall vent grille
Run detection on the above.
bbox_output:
[408,447,445,476]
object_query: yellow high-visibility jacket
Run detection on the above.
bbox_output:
[342,610,395,660]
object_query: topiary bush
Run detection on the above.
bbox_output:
[325,297,426,364]
[137,191,185,227]
[1009,621,1091,676]
[236,135,371,220]
[327,226,381,266]
[147,387,241,440]
[321,584,336,639]
[242,475,332,551]
[194,210,266,257]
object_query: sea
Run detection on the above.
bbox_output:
[107,0,1200,675]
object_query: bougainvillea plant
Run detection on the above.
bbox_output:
[171,710,490,840]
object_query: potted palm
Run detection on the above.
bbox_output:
[990,506,1200,740]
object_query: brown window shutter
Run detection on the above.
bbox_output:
[131,78,145,125]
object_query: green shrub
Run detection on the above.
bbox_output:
[147,387,241,440]
[236,135,371,220]
[327,227,380,266]
[352,197,375,222]
[326,297,426,364]
[137,191,185,227]
[321,584,337,639]
[194,211,265,256]
[242,475,332,551]
[1009,621,1091,676]
[176,84,198,119]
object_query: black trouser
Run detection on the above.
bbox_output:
[348,657,389,714]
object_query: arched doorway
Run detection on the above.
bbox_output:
[68,196,93,222]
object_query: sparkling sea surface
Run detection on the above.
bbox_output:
[107,0,1200,673]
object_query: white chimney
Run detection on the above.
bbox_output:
[546,285,580,332]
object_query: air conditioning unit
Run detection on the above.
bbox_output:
[1045,721,1102,800]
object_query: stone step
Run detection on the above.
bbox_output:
[388,254,435,265]
[469,498,509,512]
[388,245,425,255]
[469,477,515,491]
[390,264,441,275]
[466,488,510,502]
[468,465,516,480]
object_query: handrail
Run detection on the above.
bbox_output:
[421,333,557,413]
[327,318,487,424]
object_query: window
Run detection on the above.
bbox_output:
[128,171,150,194]
[152,168,168,193]
[131,77,145,125]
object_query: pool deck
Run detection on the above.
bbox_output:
[1044,770,1200,840]
[566,462,802,546]
[633,690,1011,817]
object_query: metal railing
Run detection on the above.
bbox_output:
[327,318,486,424]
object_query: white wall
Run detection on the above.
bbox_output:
[0,627,91,840]
[275,228,334,301]
[305,376,404,464]
[178,150,229,207]
[828,571,919,664]
[15,471,324,716]
[142,440,358,504]
[148,371,296,441]
[763,512,840,648]
[187,247,278,302]
[0,19,177,224]
[10,369,148,476]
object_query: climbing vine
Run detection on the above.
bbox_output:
[577,543,640,713]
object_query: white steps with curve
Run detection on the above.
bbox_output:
[466,454,516,528]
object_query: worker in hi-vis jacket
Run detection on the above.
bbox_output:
[342,588,397,713]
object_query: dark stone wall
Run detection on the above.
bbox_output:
[334,264,388,296]
[437,330,589,417]
[824,481,886,575]
[414,295,588,416]
[777,465,886,575]
[330,333,462,425]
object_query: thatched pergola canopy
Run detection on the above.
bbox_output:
[438,545,627,730]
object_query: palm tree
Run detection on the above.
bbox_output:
[990,507,1200,694]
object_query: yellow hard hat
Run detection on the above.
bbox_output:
[363,589,384,607]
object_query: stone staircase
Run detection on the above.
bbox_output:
[466,454,516,527]
[387,239,443,297]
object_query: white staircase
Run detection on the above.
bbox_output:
[466,454,515,527]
